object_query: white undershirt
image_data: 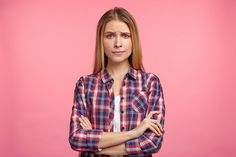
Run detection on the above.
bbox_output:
[113,95,121,132]
[112,96,122,157]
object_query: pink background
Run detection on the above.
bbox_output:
[1,0,236,156]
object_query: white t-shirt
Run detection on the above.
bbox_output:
[113,95,121,132]
[113,96,122,157]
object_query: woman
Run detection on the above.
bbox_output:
[69,7,165,156]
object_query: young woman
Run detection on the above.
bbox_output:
[69,7,165,156]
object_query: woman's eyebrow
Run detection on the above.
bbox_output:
[121,32,130,34]
[104,31,130,34]
[104,31,115,34]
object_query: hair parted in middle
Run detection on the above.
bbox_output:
[93,7,144,74]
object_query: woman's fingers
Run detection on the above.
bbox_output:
[79,117,86,127]
[79,117,86,128]
[156,122,164,133]
[82,116,92,127]
[150,119,164,132]
[150,122,162,136]
[78,116,83,123]
[133,111,164,137]
[148,125,159,136]
[150,119,158,124]
[146,111,164,135]
[80,122,86,129]
[147,111,161,119]
[79,115,92,129]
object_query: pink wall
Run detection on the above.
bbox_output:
[1,0,236,156]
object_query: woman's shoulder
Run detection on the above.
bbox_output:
[139,71,164,92]
[75,72,101,85]
[139,70,161,83]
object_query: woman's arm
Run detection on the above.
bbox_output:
[96,143,127,155]
[69,77,103,152]
[79,115,136,149]
[79,111,163,153]
[125,77,166,155]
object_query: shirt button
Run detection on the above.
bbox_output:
[121,127,125,131]
[121,110,124,114]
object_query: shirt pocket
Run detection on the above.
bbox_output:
[130,91,148,114]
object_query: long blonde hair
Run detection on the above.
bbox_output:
[93,7,144,74]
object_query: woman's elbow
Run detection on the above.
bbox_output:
[142,136,164,154]
[69,135,80,151]
[150,136,164,154]
[68,134,86,152]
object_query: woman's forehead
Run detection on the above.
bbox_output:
[104,20,130,33]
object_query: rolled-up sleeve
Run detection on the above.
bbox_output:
[126,75,165,155]
[69,77,103,152]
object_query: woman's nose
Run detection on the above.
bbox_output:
[114,36,122,48]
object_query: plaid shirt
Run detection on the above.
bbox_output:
[69,67,165,156]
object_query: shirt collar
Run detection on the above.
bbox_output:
[101,66,138,84]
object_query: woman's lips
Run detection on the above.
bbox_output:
[112,51,125,54]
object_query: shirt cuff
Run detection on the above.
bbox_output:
[85,129,103,152]
[125,138,143,155]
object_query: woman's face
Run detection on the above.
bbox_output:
[103,20,132,65]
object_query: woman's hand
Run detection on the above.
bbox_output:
[79,115,92,130]
[132,111,164,138]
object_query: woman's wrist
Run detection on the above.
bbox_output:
[127,129,139,139]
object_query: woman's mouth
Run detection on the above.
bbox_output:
[112,51,125,54]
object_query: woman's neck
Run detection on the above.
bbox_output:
[106,61,130,78]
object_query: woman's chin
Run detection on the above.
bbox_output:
[108,58,129,65]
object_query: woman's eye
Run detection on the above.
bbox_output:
[122,34,130,39]
[105,34,114,39]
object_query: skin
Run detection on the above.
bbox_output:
[103,20,132,67]
[79,20,164,155]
